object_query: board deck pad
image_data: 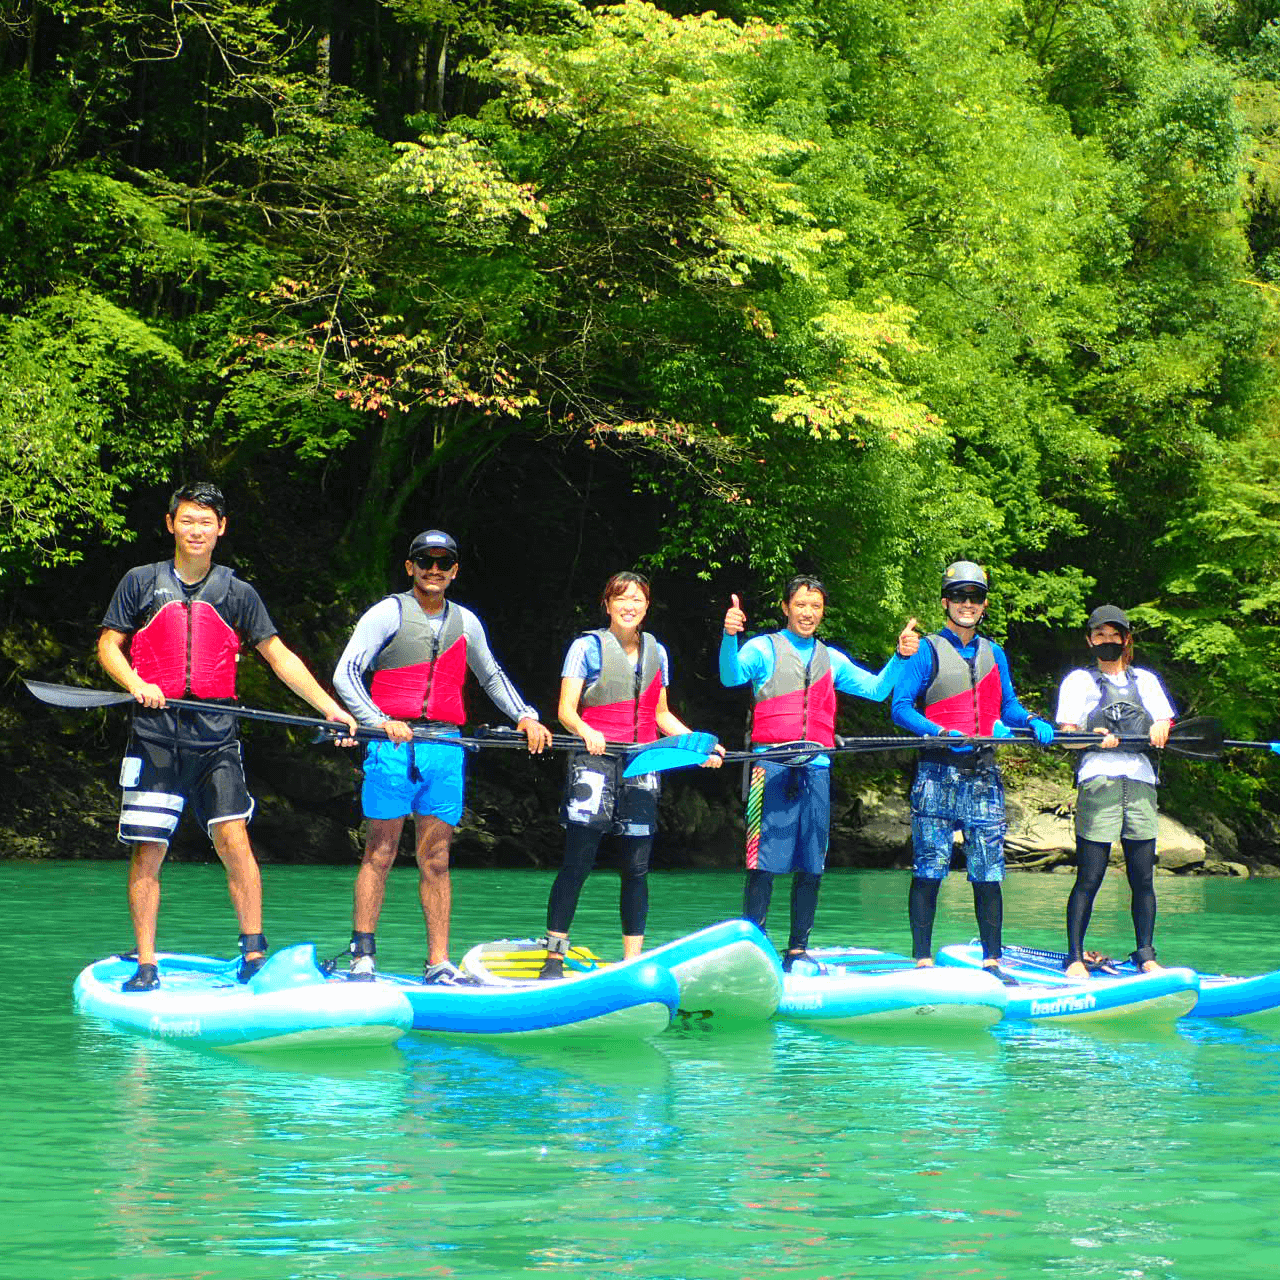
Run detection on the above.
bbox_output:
[466,939,609,984]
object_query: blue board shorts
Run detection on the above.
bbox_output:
[745,759,831,875]
[362,739,466,825]
[117,734,254,847]
[910,760,1006,883]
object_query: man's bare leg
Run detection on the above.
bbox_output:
[127,840,168,966]
[415,815,455,966]
[354,816,408,933]
[210,819,264,958]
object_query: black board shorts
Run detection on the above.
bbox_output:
[116,734,255,847]
[560,753,659,837]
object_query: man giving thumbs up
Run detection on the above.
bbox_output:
[720,576,920,970]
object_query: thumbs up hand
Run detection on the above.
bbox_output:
[897,617,920,658]
[724,594,746,635]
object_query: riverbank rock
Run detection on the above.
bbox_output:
[1003,776,1075,870]
[1203,860,1251,878]
[829,784,912,868]
[1154,817,1207,871]
[1002,786,1209,872]
[1194,813,1240,863]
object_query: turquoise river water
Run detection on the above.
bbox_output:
[6,859,1280,1280]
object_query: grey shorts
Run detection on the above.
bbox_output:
[1075,775,1158,843]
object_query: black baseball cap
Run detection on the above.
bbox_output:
[1086,604,1130,632]
[408,530,459,558]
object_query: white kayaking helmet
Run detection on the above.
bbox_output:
[941,561,988,595]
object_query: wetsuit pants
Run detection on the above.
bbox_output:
[1066,836,1158,964]
[743,869,822,954]
[547,823,651,937]
[909,878,1003,962]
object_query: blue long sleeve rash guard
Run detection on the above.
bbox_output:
[719,629,902,767]
[890,627,1038,761]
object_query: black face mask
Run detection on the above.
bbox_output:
[1091,641,1125,663]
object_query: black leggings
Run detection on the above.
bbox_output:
[743,869,822,953]
[1066,836,1157,964]
[546,824,651,937]
[909,877,1003,961]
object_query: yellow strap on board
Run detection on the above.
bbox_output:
[476,943,607,980]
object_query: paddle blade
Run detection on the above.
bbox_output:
[622,731,719,777]
[23,680,134,710]
[1167,716,1225,760]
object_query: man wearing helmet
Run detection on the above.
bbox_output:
[890,561,1055,982]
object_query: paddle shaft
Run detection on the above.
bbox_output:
[22,680,660,755]
[712,718,1225,766]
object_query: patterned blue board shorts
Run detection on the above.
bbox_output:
[910,760,1006,883]
[362,739,466,825]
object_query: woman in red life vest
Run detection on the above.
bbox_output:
[540,572,723,978]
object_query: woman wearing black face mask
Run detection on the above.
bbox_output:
[1054,606,1176,978]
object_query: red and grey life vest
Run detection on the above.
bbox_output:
[923,633,1002,734]
[751,633,837,747]
[579,629,662,744]
[368,595,468,724]
[129,562,239,699]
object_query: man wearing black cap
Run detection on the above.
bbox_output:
[1055,604,1174,976]
[333,529,552,983]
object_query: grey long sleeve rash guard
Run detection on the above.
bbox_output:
[332,597,540,730]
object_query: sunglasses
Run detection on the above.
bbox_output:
[945,589,987,604]
[413,553,457,570]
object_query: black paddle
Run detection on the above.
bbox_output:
[22,679,716,759]
[1223,737,1280,755]
[623,716,1234,776]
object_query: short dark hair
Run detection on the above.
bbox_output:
[169,482,226,520]
[782,574,827,605]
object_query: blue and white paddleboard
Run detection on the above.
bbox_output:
[936,943,1200,1025]
[74,944,414,1050]
[392,954,679,1039]
[776,947,1007,1028]
[640,920,784,1022]
[1168,969,1280,1022]
[966,941,1280,1023]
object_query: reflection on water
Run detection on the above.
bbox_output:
[8,861,1280,1278]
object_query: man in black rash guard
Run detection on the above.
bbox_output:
[97,482,357,993]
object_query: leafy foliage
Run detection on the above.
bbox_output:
[5,0,1280,843]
